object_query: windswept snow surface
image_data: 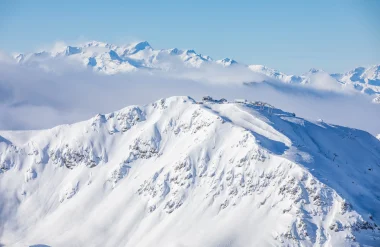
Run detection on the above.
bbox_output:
[1,96,380,246]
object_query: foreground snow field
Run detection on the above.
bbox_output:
[1,96,379,246]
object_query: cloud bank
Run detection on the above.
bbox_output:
[0,60,379,136]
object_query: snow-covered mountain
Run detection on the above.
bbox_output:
[334,65,380,94]
[1,96,379,246]
[13,41,216,74]
[248,65,304,84]
[11,40,380,98]
[249,64,380,96]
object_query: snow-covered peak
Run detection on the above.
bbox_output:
[334,64,380,95]
[309,68,319,73]
[248,65,303,84]
[248,64,380,94]
[13,53,25,63]
[83,40,113,48]
[346,66,366,81]
[306,68,324,74]
[185,49,197,55]
[249,64,281,75]
[363,64,380,81]
[167,47,182,55]
[340,65,380,84]
[216,57,237,66]
[125,41,152,54]
[1,96,379,246]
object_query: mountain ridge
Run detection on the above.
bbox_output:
[1,96,379,246]
[9,40,380,98]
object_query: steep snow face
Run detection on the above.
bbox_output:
[1,96,379,247]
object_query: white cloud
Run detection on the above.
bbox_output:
[50,41,68,54]
[307,72,354,93]
[0,61,379,135]
[0,50,16,64]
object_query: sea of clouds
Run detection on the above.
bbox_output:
[0,54,379,136]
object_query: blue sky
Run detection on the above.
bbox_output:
[0,0,379,74]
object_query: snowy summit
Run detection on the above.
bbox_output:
[1,96,379,246]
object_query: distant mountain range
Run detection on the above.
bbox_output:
[11,40,380,99]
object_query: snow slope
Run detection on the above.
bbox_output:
[1,96,379,247]
[11,40,380,97]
